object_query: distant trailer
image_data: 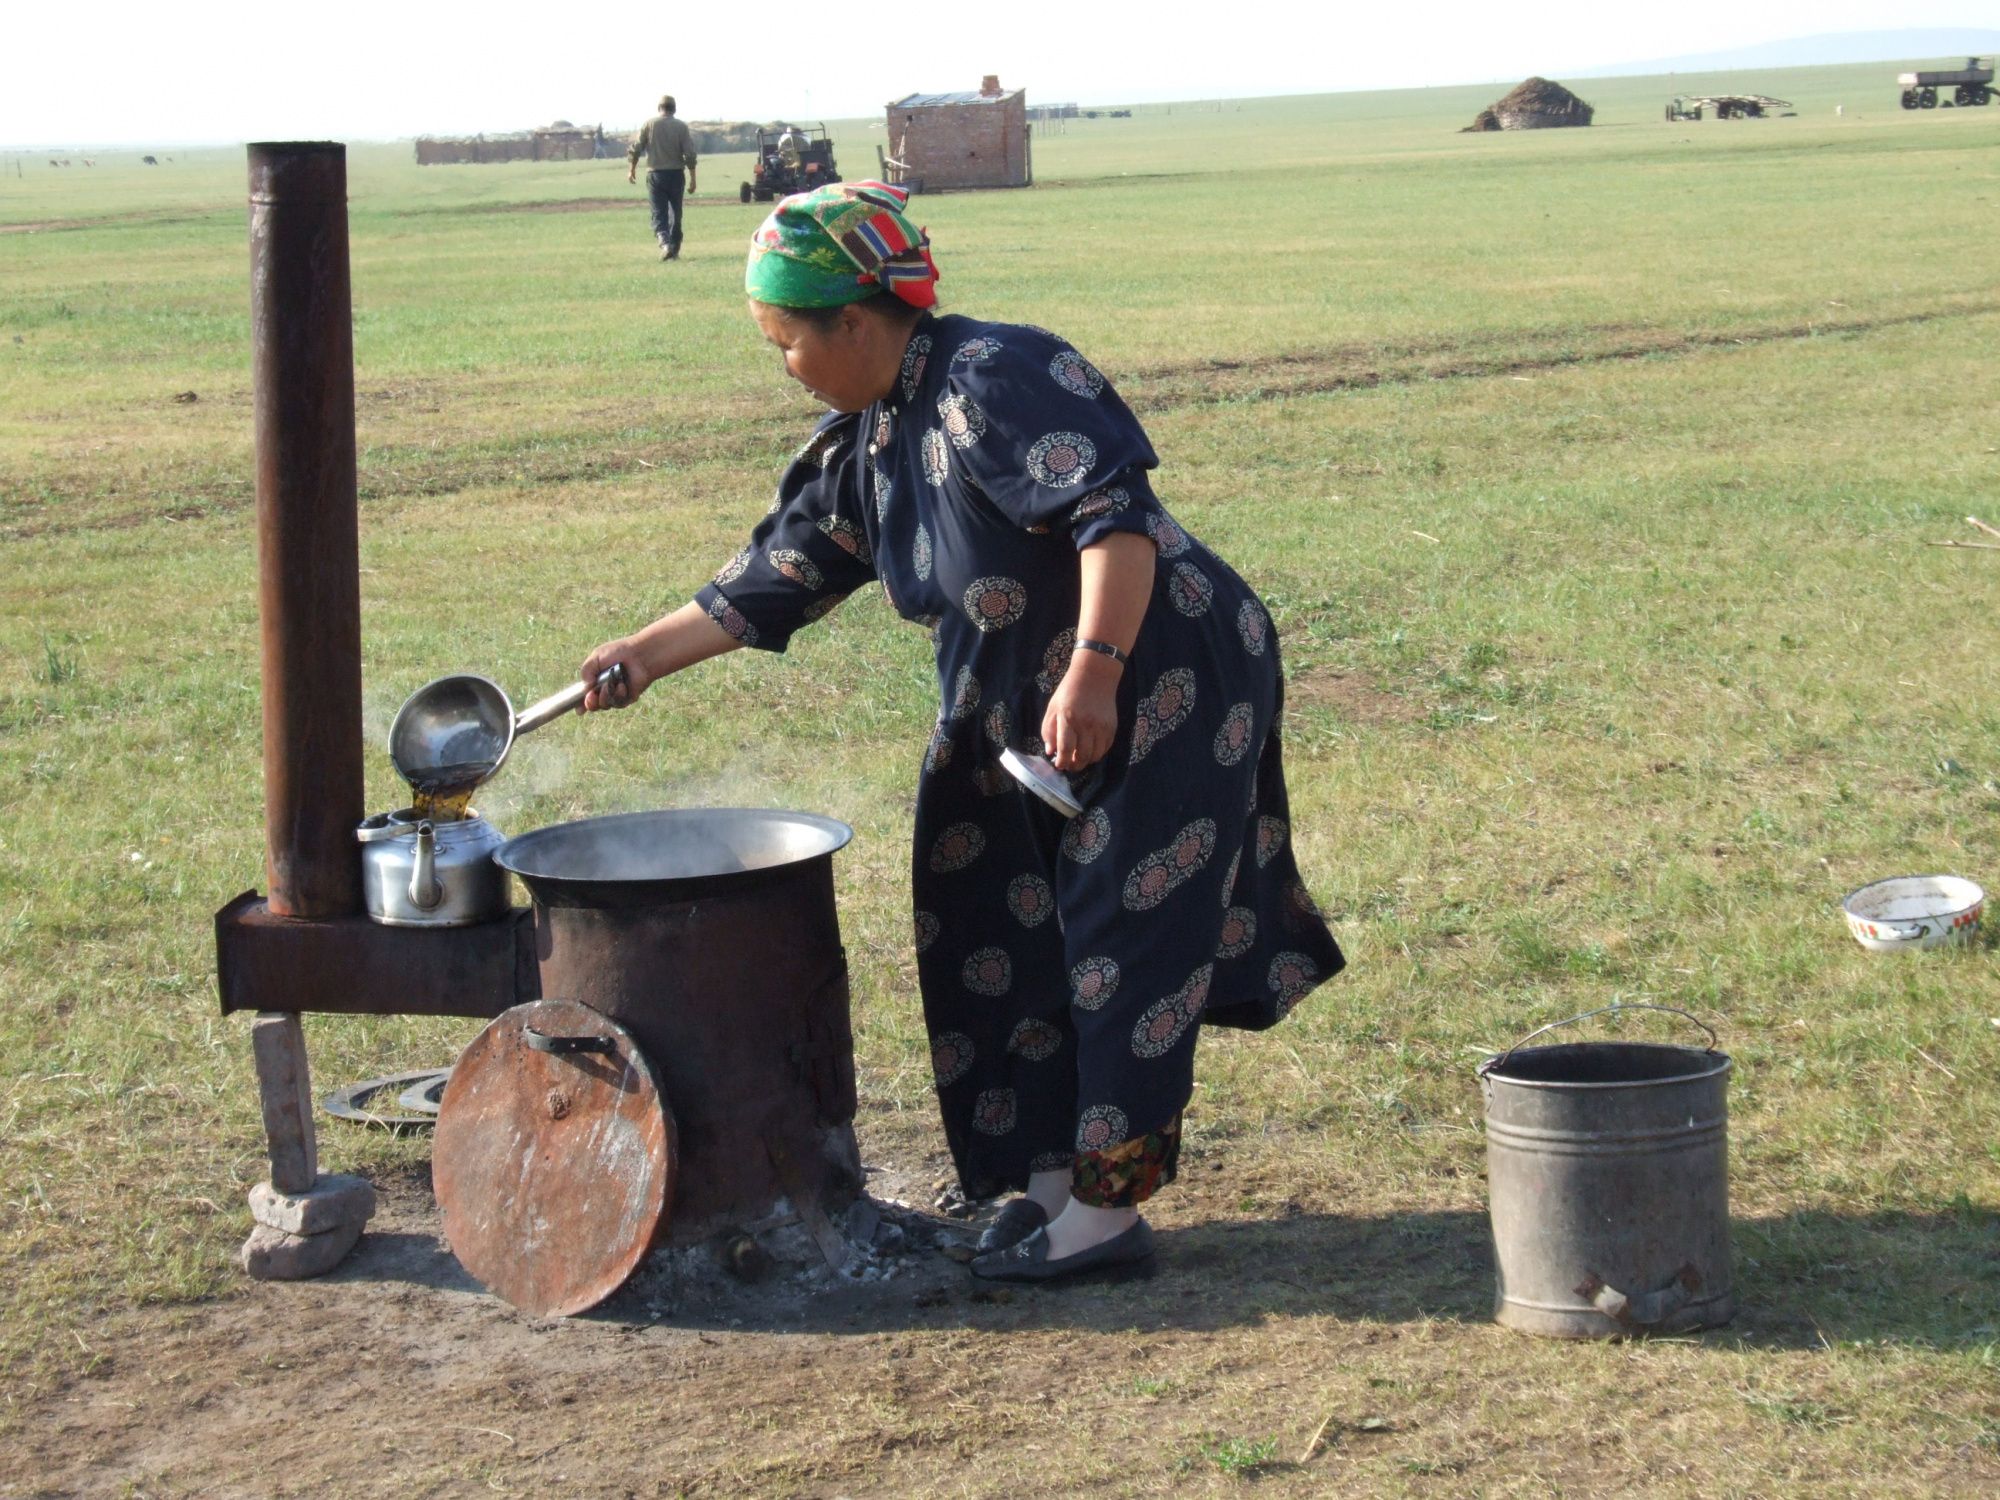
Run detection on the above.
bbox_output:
[1898,56,1994,109]
[1665,93,1791,121]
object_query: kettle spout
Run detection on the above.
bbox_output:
[409,821,444,910]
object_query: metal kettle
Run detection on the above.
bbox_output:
[355,808,511,927]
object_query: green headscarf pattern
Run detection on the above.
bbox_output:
[744,180,940,309]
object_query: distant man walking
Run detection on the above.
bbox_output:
[627,95,698,260]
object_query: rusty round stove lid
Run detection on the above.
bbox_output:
[433,998,676,1317]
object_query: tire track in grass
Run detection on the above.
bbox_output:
[12,302,1997,540]
[1122,302,2000,410]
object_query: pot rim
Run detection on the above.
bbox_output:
[494,806,854,891]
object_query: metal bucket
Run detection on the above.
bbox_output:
[1479,1005,1734,1338]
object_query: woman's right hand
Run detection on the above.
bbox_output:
[579,637,651,712]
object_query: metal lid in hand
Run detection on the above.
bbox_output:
[999,747,1084,818]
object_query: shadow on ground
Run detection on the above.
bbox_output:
[326,1168,2000,1351]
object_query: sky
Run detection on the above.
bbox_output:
[6,2,1997,148]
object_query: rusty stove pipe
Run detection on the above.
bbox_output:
[248,142,363,918]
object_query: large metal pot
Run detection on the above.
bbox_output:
[355,808,509,926]
[493,808,861,1243]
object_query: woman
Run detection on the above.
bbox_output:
[580,181,1343,1283]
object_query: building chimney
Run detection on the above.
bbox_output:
[980,75,1002,98]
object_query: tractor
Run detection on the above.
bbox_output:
[740,123,839,204]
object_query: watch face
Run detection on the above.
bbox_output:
[998,747,1084,817]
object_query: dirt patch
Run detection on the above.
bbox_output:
[1288,667,1421,725]
[0,210,223,235]
[437,197,635,216]
[0,1139,1493,1498]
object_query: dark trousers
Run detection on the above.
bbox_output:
[646,169,685,248]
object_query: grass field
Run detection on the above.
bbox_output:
[3,59,1999,1496]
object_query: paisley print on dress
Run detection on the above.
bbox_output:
[802,591,847,622]
[1070,956,1121,1011]
[962,576,1027,633]
[797,425,845,469]
[873,463,891,522]
[953,335,1002,363]
[1255,814,1288,869]
[921,427,949,486]
[1130,667,1196,764]
[1237,598,1270,656]
[1132,964,1211,1059]
[1076,1103,1129,1153]
[1035,627,1078,693]
[1069,486,1130,528]
[1048,349,1105,399]
[1267,952,1321,1013]
[972,1087,1017,1136]
[1122,818,1217,912]
[872,409,894,451]
[1213,703,1256,766]
[1006,873,1056,928]
[898,333,932,402]
[938,392,987,450]
[961,946,1013,996]
[1026,431,1097,489]
[913,522,933,580]
[1168,562,1214,617]
[1062,805,1112,864]
[706,595,758,646]
[817,514,871,566]
[949,665,982,721]
[923,720,954,774]
[1219,848,1242,908]
[1216,906,1257,959]
[768,548,822,590]
[931,1031,974,1087]
[1146,510,1191,559]
[929,821,987,873]
[982,701,1013,750]
[914,910,941,953]
[713,547,753,586]
[1007,1019,1062,1061]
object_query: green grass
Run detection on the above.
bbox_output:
[3,58,2000,1493]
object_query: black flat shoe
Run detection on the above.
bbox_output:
[969,1220,1156,1284]
[974,1198,1049,1255]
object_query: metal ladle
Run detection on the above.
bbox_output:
[387,664,626,795]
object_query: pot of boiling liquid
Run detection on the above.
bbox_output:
[356,664,626,927]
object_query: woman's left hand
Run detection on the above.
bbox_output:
[1041,652,1122,771]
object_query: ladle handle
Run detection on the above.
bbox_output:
[514,664,625,737]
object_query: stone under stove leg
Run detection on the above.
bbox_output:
[240,1011,374,1280]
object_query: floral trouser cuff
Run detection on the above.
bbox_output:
[1069,1113,1183,1208]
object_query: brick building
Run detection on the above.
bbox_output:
[882,76,1031,191]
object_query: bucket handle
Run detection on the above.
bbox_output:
[1480,1003,1719,1076]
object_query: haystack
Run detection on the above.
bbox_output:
[1462,77,1593,132]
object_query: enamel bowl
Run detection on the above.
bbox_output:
[1841,874,1984,952]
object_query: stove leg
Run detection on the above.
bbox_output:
[240,1012,374,1279]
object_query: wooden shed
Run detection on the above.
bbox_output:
[882,76,1031,191]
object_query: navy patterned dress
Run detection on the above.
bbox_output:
[694,313,1343,1207]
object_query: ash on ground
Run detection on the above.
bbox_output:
[621,1164,991,1322]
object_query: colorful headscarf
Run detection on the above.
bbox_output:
[745,180,940,310]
